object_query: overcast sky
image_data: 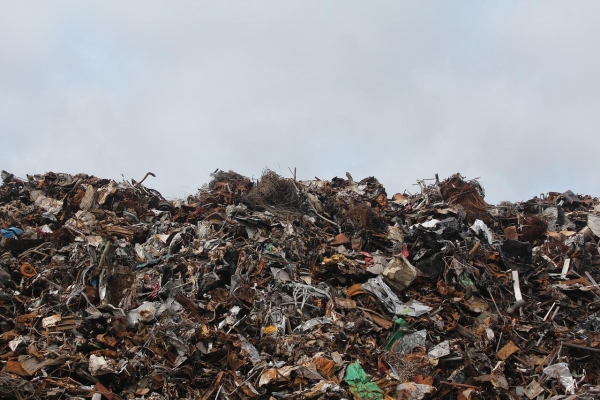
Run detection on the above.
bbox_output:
[2,2,599,204]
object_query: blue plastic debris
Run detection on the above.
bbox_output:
[1,227,23,239]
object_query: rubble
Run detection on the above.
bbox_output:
[0,169,600,399]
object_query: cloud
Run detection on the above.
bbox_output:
[1,1,600,203]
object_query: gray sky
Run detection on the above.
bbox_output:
[2,2,600,204]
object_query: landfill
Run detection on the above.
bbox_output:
[1,168,600,399]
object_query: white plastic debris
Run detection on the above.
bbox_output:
[197,220,212,239]
[30,190,63,214]
[218,306,241,329]
[362,276,431,316]
[245,225,258,240]
[560,258,571,280]
[88,355,109,376]
[135,243,146,260]
[543,362,576,394]
[400,300,433,317]
[471,219,493,244]
[88,354,127,376]
[40,225,53,234]
[8,336,24,352]
[127,302,157,327]
[428,340,450,360]
[396,382,435,400]
[382,254,417,293]
[366,255,388,275]
[362,276,406,315]
[419,219,441,229]
[88,354,126,376]
[156,297,181,315]
[282,222,294,238]
[512,270,523,301]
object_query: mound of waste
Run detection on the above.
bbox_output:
[1,169,600,399]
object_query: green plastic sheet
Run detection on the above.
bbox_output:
[344,362,384,400]
[384,317,408,351]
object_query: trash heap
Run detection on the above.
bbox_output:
[1,169,600,399]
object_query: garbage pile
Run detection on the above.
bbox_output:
[1,168,600,399]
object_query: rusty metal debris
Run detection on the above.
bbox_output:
[1,169,600,399]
